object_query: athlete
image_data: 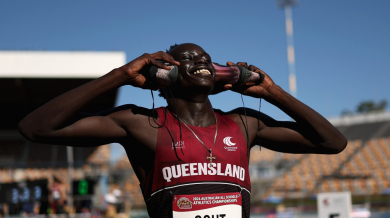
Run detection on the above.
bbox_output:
[18,43,347,218]
[48,176,67,214]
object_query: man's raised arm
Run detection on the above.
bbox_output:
[227,62,347,154]
[18,51,179,146]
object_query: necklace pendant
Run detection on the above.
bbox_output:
[206,151,216,168]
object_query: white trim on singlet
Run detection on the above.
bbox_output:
[146,181,251,202]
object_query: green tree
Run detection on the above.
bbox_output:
[340,100,388,116]
[356,100,388,113]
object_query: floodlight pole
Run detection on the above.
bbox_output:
[67,146,74,211]
[278,0,298,98]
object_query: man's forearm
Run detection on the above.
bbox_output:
[18,68,127,139]
[263,85,347,152]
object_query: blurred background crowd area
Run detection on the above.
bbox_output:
[0,144,144,218]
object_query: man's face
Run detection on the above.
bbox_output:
[168,43,215,95]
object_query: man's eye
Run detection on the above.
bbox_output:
[203,56,211,62]
[182,56,192,60]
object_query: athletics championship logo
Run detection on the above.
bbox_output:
[177,197,192,209]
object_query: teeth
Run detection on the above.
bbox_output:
[194,69,210,74]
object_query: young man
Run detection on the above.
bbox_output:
[18,43,346,218]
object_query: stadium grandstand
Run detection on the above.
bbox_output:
[249,111,390,215]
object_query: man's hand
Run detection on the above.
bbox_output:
[118,51,180,90]
[224,61,276,98]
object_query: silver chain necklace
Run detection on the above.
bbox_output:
[178,113,218,167]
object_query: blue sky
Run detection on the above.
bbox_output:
[1,1,389,160]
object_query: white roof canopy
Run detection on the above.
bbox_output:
[0,51,126,78]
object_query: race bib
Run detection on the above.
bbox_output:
[172,192,242,218]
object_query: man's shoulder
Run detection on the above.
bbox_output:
[222,107,275,123]
[215,107,256,124]
[97,104,152,116]
[95,104,158,126]
[104,105,161,134]
[223,107,259,116]
[214,107,254,114]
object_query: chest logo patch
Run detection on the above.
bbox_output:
[177,197,193,209]
[223,137,238,151]
[223,137,236,146]
[172,141,186,149]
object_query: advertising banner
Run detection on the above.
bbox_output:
[317,192,352,218]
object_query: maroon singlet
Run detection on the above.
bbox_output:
[141,107,251,218]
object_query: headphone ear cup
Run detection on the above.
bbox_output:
[167,65,179,85]
[150,64,179,86]
[237,65,265,84]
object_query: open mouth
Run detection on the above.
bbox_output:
[192,69,211,75]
